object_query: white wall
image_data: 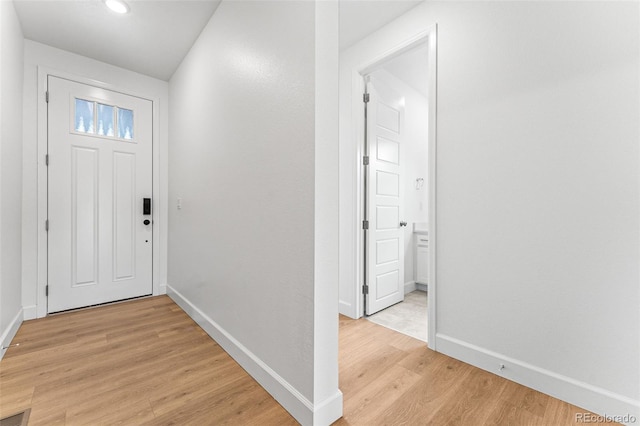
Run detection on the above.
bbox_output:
[402,82,428,285]
[22,41,169,319]
[0,0,25,359]
[339,0,639,420]
[167,1,340,424]
[403,80,429,286]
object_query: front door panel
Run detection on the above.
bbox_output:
[48,76,153,313]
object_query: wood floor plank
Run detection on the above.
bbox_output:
[147,362,247,416]
[373,356,473,426]
[27,408,66,426]
[0,296,609,425]
[543,398,590,425]
[0,385,34,418]
[496,379,549,419]
[339,341,409,396]
[484,400,547,426]
[65,392,156,425]
[342,364,422,424]
[145,375,269,425]
[424,367,507,425]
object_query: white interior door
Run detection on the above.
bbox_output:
[47,76,153,313]
[365,75,405,315]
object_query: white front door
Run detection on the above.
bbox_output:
[47,76,153,313]
[365,75,405,315]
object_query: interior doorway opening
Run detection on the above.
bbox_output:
[341,26,436,349]
[361,43,430,342]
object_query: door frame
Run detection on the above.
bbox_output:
[35,67,164,318]
[352,26,437,348]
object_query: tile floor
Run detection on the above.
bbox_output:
[366,290,428,342]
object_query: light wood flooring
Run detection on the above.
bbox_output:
[336,316,605,425]
[0,296,605,425]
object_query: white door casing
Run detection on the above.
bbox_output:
[365,75,405,315]
[47,76,153,313]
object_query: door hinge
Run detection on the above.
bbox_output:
[45,154,49,166]
[363,156,369,166]
[362,285,369,295]
[45,91,49,103]
[363,93,370,103]
[45,219,49,232]
[362,220,369,230]
[45,285,49,296]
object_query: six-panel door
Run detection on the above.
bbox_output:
[366,75,405,315]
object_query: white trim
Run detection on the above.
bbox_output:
[351,70,366,319]
[0,308,23,360]
[426,26,438,351]
[436,333,640,425]
[22,305,37,320]
[351,25,438,349]
[404,280,416,294]
[314,2,343,423]
[339,300,355,318]
[312,390,344,426]
[36,67,47,318]
[167,285,340,426]
[36,66,166,318]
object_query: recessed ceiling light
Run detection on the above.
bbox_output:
[104,0,130,14]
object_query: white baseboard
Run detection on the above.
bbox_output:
[339,300,357,319]
[22,305,37,320]
[404,281,416,294]
[167,285,341,425]
[1,308,24,361]
[158,285,167,295]
[436,334,640,426]
[313,390,343,425]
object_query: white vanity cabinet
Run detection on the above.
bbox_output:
[415,234,429,285]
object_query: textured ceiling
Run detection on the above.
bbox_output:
[14,0,221,81]
[13,0,423,81]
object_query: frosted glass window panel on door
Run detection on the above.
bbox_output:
[118,108,134,140]
[97,103,115,137]
[75,98,95,134]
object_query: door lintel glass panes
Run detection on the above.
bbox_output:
[75,98,95,134]
[97,103,115,137]
[117,108,134,140]
[73,98,135,142]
